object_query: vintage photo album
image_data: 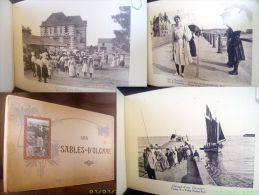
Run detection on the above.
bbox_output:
[117,87,259,195]
[148,0,259,87]
[0,0,147,92]
[3,95,114,192]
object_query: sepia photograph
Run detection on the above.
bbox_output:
[149,0,255,86]
[25,116,51,159]
[136,87,258,188]
[21,1,131,90]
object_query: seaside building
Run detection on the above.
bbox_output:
[40,12,87,50]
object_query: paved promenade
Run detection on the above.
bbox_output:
[152,35,252,86]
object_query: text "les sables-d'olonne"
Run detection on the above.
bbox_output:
[59,145,112,155]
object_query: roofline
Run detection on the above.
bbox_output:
[40,23,87,27]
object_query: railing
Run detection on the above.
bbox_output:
[185,141,216,185]
[202,32,252,54]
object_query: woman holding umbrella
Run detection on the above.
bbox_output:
[172,15,193,77]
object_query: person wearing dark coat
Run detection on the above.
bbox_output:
[146,147,156,179]
[228,31,245,75]
[193,150,199,157]
[165,148,174,168]
[225,27,234,67]
[189,34,197,57]
[41,53,49,83]
[143,148,148,171]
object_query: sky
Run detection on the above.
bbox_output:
[149,0,255,31]
[127,87,259,137]
[14,0,130,45]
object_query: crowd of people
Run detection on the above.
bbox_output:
[26,48,126,83]
[142,142,199,180]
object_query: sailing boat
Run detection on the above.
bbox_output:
[200,105,226,152]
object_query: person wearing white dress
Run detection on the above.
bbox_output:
[172,15,193,77]
[64,55,69,75]
[31,52,37,77]
[111,54,115,67]
[82,54,88,78]
[68,56,76,77]
[115,53,120,67]
[88,56,94,78]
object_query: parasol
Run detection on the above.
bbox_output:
[188,24,201,36]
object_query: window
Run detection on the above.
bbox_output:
[54,27,57,34]
[102,43,105,47]
[65,26,68,33]
[44,27,48,34]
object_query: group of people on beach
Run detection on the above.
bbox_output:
[142,143,195,180]
[27,48,126,83]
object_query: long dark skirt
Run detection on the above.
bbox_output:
[31,63,36,73]
[36,65,41,77]
[189,38,197,57]
[146,164,156,179]
[42,65,49,78]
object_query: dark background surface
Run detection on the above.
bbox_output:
[118,86,165,96]
[10,0,159,4]
[9,0,24,4]
[0,93,116,194]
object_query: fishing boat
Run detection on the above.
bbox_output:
[200,105,226,153]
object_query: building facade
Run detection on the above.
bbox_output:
[40,12,87,50]
[98,38,114,54]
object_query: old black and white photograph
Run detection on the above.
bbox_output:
[21,1,131,90]
[149,0,255,86]
[137,88,258,188]
[25,116,51,159]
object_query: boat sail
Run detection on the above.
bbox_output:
[200,105,226,152]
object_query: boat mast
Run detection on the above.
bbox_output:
[140,107,150,145]
[217,118,219,144]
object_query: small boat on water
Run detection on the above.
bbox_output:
[243,134,255,137]
[200,105,226,153]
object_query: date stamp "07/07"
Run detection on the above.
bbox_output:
[89,189,116,194]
